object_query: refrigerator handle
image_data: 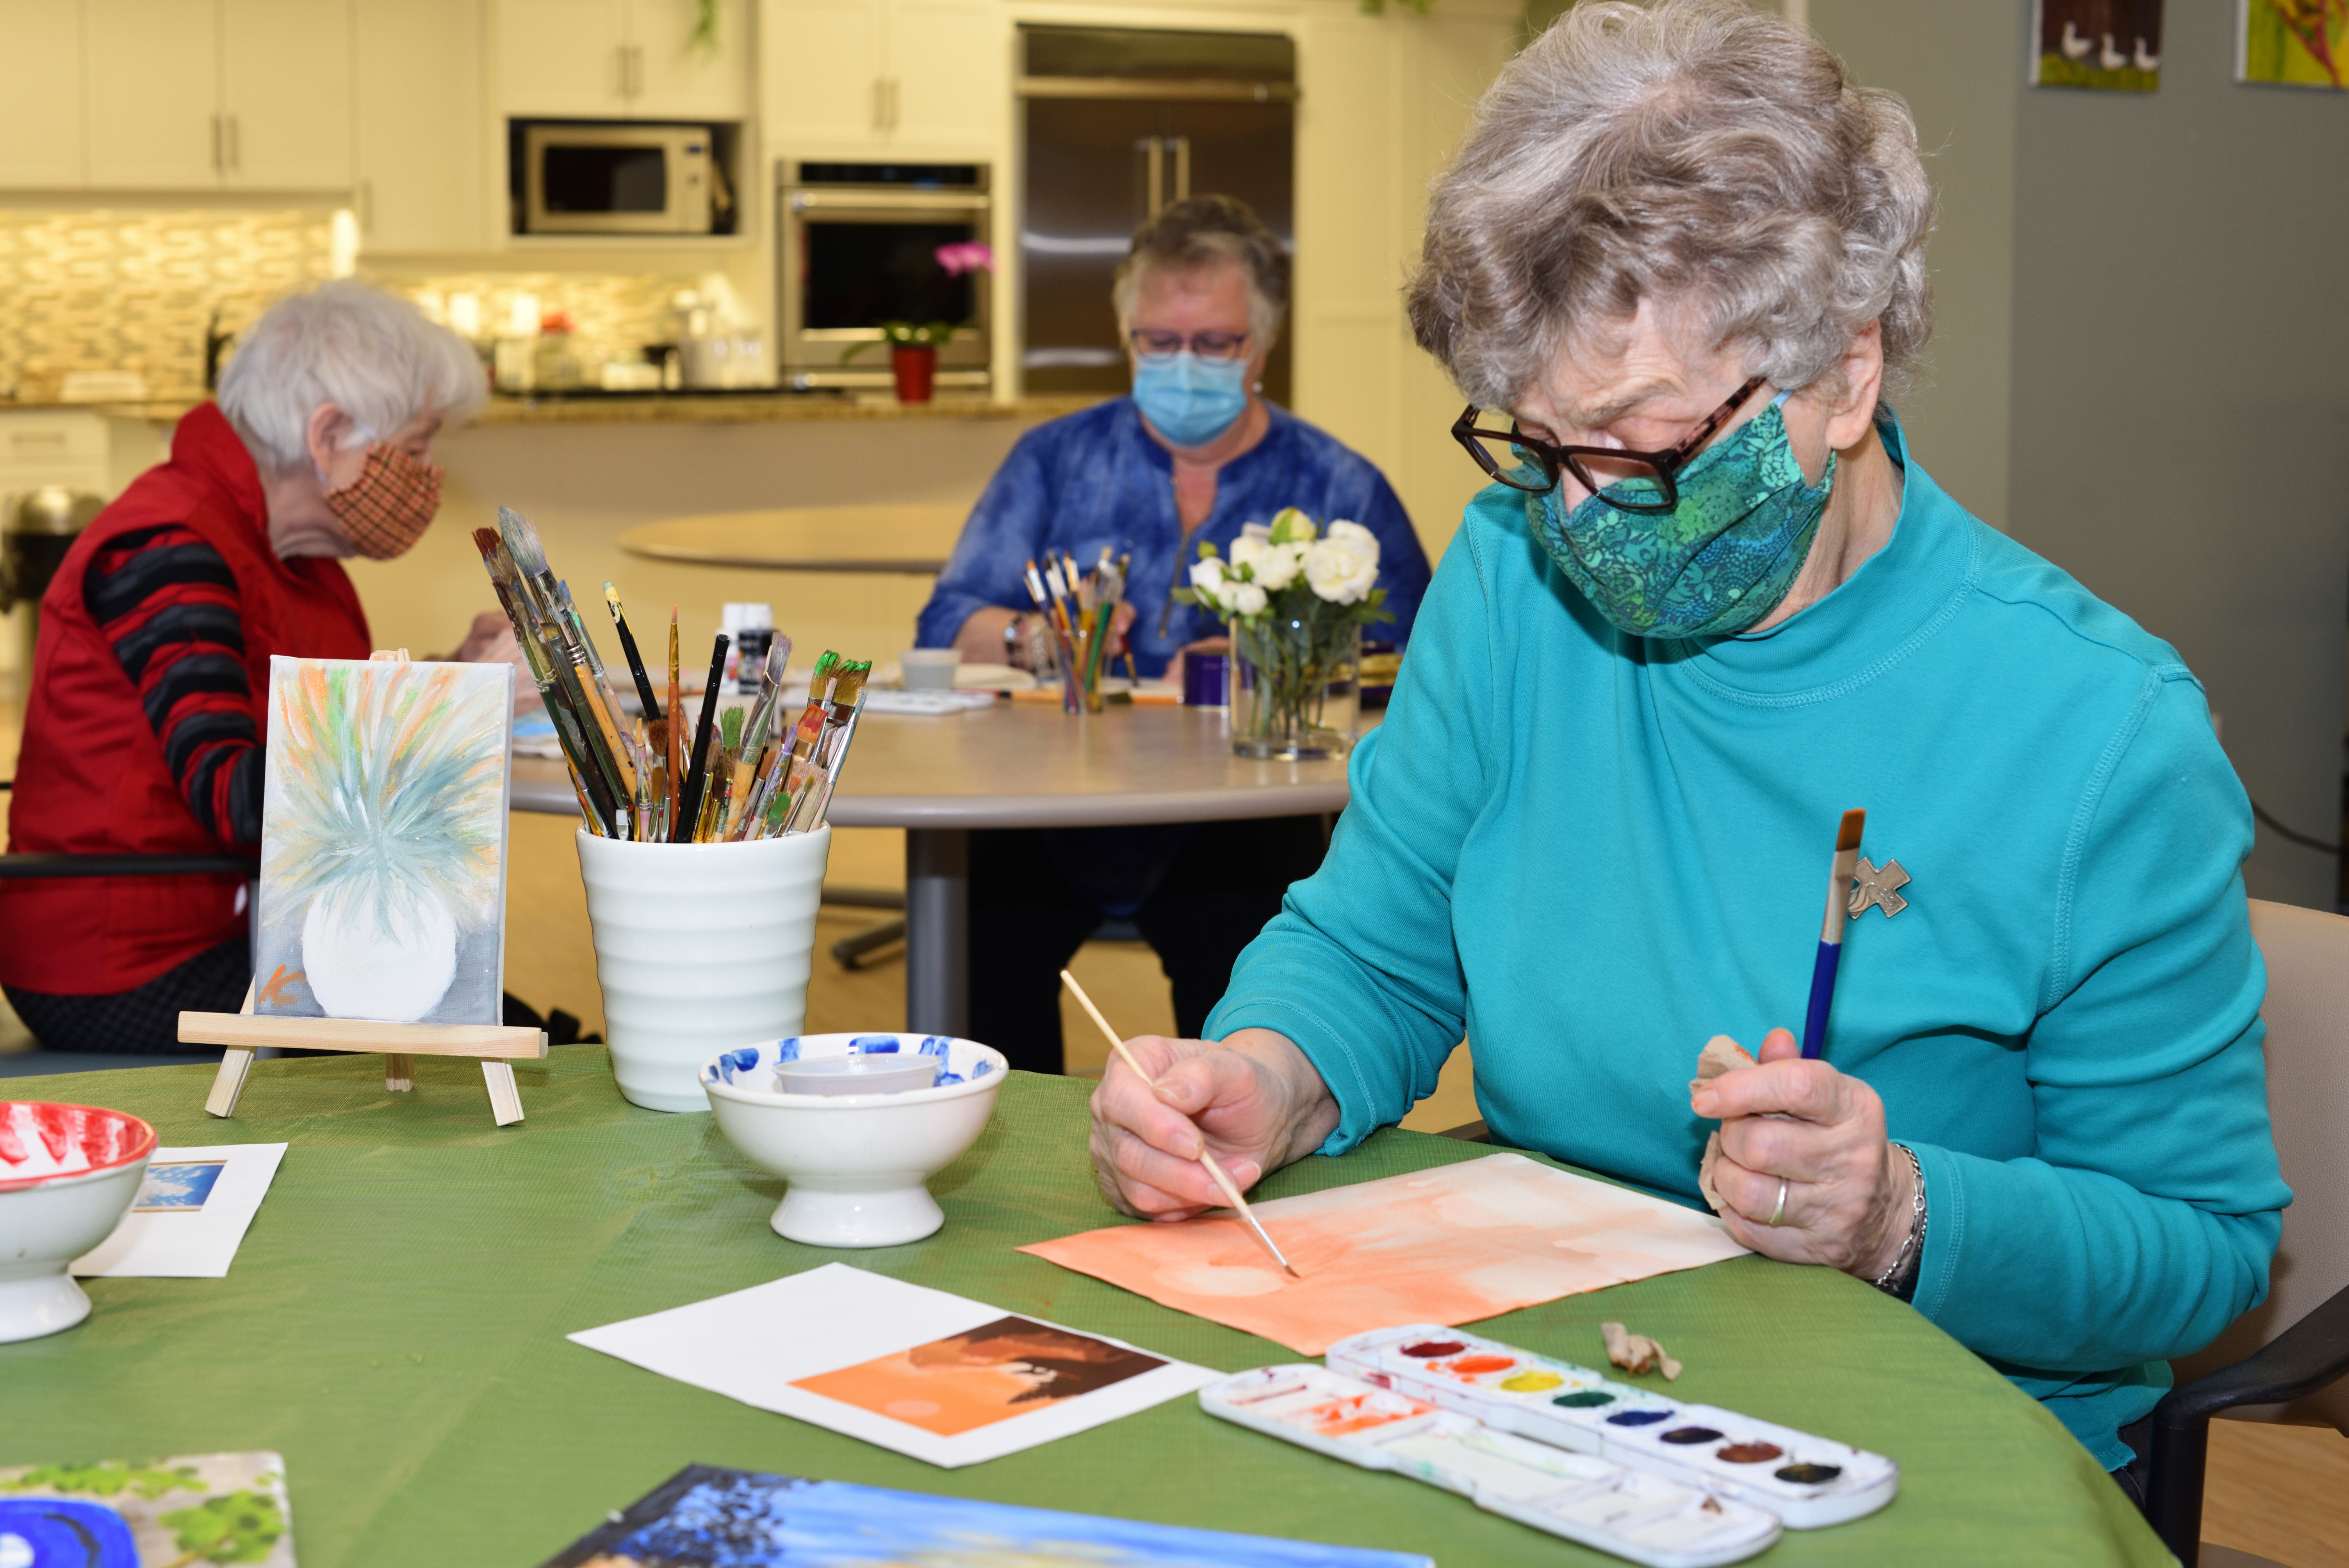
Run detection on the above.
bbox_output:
[1139,136,1165,219]
[1170,136,1191,204]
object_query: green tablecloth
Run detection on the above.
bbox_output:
[4,1048,2167,1566]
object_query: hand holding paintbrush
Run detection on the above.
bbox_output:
[1062,969,1299,1278]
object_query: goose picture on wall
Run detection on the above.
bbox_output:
[2034,0,2164,90]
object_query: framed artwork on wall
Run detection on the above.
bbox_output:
[2238,0,2349,87]
[2033,0,2164,90]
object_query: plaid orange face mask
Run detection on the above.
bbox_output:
[325,443,443,559]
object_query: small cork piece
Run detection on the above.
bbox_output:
[1602,1320,1682,1382]
[1691,1035,1757,1216]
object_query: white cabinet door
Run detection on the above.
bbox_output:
[86,0,221,188]
[629,0,746,118]
[762,0,883,146]
[884,0,999,148]
[355,0,486,251]
[222,0,353,187]
[0,1,87,186]
[496,0,629,115]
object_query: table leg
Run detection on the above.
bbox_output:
[905,827,969,1037]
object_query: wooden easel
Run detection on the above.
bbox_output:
[183,984,546,1126]
[182,646,546,1127]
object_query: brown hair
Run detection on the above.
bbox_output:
[1114,194,1291,347]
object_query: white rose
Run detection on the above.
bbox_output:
[1325,519,1381,567]
[1253,541,1306,592]
[1189,555,1230,609]
[1229,581,1269,617]
[1228,535,1269,576]
[1304,533,1380,605]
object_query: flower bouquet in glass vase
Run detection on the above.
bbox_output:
[1176,508,1392,760]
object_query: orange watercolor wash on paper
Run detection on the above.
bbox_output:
[790,1315,1164,1437]
[1019,1152,1750,1356]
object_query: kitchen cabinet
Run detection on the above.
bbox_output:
[495,0,747,119]
[0,1,89,187]
[762,0,1002,150]
[355,0,487,252]
[85,0,351,191]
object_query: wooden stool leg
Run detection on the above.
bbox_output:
[204,1048,256,1118]
[385,1053,416,1092]
[481,1061,524,1126]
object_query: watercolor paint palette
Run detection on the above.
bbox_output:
[1201,1366,1781,1568]
[1324,1325,1898,1528]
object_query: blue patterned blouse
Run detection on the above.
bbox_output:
[915,398,1431,677]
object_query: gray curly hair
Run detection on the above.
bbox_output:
[1407,0,1933,412]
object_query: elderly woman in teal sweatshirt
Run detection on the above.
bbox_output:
[1087,0,2288,1494]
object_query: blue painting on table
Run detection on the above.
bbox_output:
[131,1161,225,1214]
[539,1466,1433,1568]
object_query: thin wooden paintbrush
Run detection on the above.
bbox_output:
[675,632,728,842]
[603,584,665,720]
[471,528,620,835]
[1800,809,1868,1060]
[666,609,683,831]
[1059,969,1299,1278]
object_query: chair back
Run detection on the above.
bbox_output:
[2170,898,2349,1431]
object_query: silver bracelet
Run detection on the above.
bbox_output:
[1871,1143,1927,1297]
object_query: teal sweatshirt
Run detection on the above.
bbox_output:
[1207,420,2290,1469]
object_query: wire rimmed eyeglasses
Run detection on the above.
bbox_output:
[1129,329,1251,361]
[1451,376,1768,514]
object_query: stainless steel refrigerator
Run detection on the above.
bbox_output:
[1018,26,1296,405]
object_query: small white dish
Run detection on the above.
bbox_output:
[898,648,962,690]
[0,1101,156,1343]
[702,1033,1006,1247]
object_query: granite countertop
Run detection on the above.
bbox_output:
[0,393,1106,428]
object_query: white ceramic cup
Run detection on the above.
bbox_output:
[0,1102,155,1344]
[575,826,832,1112]
[899,648,961,690]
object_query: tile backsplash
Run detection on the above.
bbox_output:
[0,209,338,403]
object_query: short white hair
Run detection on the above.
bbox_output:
[1408,0,1934,409]
[218,280,486,471]
[1112,195,1289,350]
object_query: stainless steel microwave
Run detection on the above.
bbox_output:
[521,124,714,234]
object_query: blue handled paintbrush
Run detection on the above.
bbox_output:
[1800,809,1868,1060]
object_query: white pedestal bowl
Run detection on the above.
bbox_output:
[0,1102,155,1343]
[702,1033,1007,1247]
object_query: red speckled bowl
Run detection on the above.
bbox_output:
[0,1101,157,1342]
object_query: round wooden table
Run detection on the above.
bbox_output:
[616,504,968,574]
[512,701,1356,1033]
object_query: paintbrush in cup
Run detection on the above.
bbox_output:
[1059,968,1299,1279]
[675,632,728,841]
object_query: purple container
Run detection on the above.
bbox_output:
[1183,651,1230,707]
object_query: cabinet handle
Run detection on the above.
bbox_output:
[888,77,902,130]
[616,43,630,98]
[226,114,240,174]
[872,76,887,131]
[626,43,645,98]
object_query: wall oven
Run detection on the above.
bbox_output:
[777,161,991,392]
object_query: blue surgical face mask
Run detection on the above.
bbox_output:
[1132,351,1249,447]
[1529,392,1834,640]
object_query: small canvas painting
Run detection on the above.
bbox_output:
[539,1465,1432,1568]
[791,1315,1165,1437]
[255,656,513,1025]
[2034,0,2163,89]
[132,1160,226,1213]
[2238,0,2349,87]
[0,1452,295,1568]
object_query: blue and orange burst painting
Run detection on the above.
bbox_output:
[255,656,513,1026]
[540,1468,1432,1568]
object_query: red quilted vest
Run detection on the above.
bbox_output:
[0,404,370,995]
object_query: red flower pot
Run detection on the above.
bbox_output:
[891,344,937,403]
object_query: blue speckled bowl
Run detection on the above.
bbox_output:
[700,1033,1009,1247]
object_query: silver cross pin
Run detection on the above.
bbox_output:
[1849,857,1911,918]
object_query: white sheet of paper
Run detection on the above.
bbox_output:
[73,1143,287,1278]
[568,1262,1218,1468]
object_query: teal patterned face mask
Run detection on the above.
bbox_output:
[1529,393,1834,640]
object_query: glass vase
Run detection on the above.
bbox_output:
[1229,618,1360,760]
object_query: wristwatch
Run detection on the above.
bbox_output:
[1003,613,1027,670]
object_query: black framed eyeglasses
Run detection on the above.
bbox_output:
[1129,329,1251,361]
[1450,375,1769,513]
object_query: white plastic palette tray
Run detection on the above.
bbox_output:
[1324,1325,1898,1529]
[1201,1365,1780,1568]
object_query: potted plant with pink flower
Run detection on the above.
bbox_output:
[840,242,994,403]
[1175,507,1391,759]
